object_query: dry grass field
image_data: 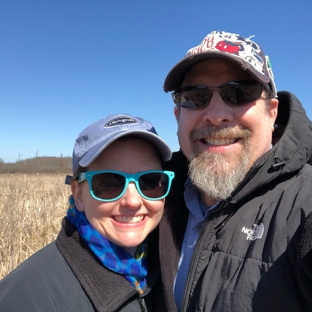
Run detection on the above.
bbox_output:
[0,173,71,279]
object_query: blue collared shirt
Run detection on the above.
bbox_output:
[174,178,218,311]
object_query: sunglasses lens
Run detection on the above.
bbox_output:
[222,81,262,105]
[91,173,125,200]
[173,80,264,108]
[173,86,211,109]
[138,172,169,199]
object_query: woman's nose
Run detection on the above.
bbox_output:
[119,182,143,208]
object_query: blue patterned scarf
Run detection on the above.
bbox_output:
[67,195,148,294]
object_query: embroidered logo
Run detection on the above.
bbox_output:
[241,223,264,241]
[104,116,139,127]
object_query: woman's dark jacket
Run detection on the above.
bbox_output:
[0,218,163,312]
[161,91,312,311]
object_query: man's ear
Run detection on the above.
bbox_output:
[269,98,279,129]
[174,106,180,122]
[71,181,84,212]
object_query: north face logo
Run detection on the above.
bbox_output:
[242,223,264,241]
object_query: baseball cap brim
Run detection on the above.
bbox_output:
[163,51,271,92]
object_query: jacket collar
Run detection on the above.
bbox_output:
[56,217,160,311]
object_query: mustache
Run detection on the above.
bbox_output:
[190,126,251,141]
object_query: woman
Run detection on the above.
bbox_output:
[0,113,174,312]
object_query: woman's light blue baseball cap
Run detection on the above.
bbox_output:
[71,113,172,174]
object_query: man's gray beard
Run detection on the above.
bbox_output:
[188,127,251,202]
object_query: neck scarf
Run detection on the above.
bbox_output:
[67,196,148,294]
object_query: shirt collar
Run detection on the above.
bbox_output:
[184,177,219,222]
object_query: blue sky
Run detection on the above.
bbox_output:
[1,0,311,163]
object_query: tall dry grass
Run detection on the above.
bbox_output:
[0,173,71,279]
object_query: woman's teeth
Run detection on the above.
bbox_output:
[114,215,144,223]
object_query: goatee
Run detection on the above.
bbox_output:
[189,126,251,202]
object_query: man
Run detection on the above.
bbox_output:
[160,30,312,311]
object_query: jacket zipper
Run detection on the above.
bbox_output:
[139,296,148,311]
[179,201,227,312]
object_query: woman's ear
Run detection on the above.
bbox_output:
[71,181,85,212]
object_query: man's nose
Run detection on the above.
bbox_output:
[200,89,234,126]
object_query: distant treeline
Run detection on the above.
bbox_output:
[0,157,72,174]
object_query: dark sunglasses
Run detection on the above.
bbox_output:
[172,79,272,109]
[78,170,175,202]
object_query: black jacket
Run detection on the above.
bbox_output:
[0,218,163,312]
[161,91,312,312]
[299,211,312,308]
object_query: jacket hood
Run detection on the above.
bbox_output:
[231,91,312,203]
[273,92,312,168]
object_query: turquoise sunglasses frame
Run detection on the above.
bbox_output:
[78,170,175,202]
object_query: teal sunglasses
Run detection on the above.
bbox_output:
[78,170,175,202]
